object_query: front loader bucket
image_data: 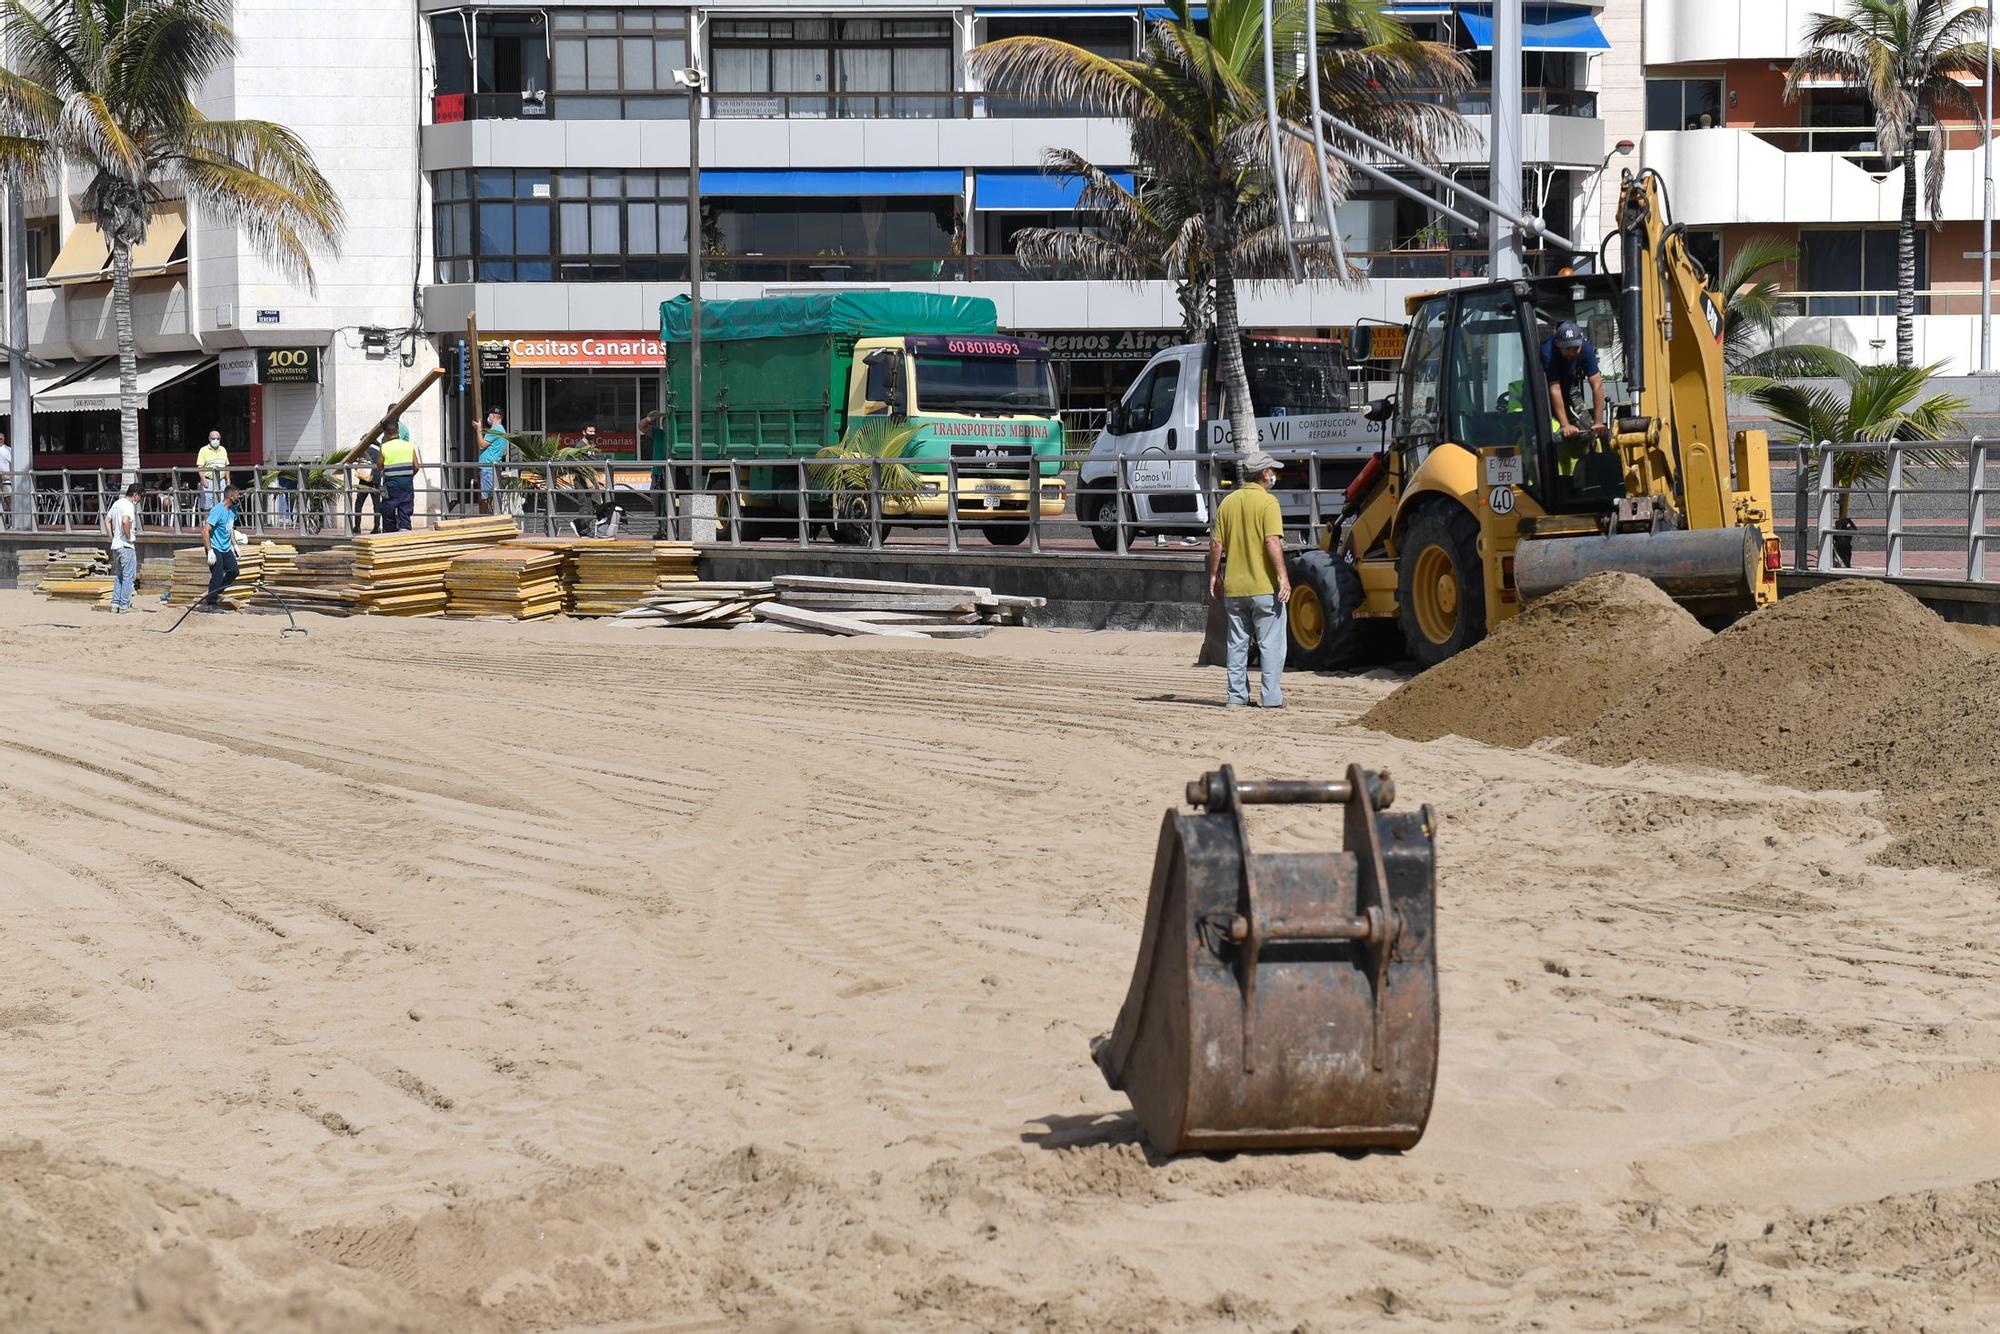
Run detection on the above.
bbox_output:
[1514,526,1762,617]
[1094,766,1439,1155]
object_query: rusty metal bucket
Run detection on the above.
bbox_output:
[1093,765,1439,1154]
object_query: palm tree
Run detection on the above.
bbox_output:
[0,0,344,479]
[1786,0,1989,368]
[970,0,1465,448]
[1741,356,1965,564]
[1714,233,1850,384]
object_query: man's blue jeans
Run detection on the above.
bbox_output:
[1224,594,1286,706]
[110,547,136,609]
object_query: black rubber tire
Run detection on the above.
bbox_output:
[1081,488,1121,552]
[983,522,1029,547]
[1396,503,1488,668]
[827,493,872,546]
[1285,548,1367,670]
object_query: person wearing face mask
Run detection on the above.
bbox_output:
[197,430,230,509]
[1207,451,1293,709]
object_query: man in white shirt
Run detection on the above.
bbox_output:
[106,482,141,612]
[0,432,13,515]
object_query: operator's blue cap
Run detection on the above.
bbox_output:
[1555,321,1585,349]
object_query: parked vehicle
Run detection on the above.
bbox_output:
[1075,334,1379,550]
[655,292,1065,545]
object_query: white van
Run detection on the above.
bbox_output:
[1075,334,1378,549]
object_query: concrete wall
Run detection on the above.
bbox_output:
[1645,0,1824,64]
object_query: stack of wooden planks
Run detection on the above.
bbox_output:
[609,581,777,629]
[612,574,1043,640]
[34,547,108,594]
[346,516,521,616]
[166,544,268,607]
[261,545,360,616]
[138,557,174,598]
[444,545,567,620]
[570,539,698,616]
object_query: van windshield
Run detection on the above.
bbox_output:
[913,355,1057,416]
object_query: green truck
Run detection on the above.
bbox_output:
[655,291,1066,544]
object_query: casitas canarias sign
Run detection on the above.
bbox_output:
[482,333,667,369]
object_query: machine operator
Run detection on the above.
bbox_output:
[1542,321,1606,440]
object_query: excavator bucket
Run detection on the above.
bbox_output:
[1094,765,1439,1155]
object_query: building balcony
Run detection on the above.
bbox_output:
[1644,0,1821,65]
[1645,126,1991,227]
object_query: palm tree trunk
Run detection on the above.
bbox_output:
[1210,234,1257,457]
[112,240,140,481]
[1896,138,1917,368]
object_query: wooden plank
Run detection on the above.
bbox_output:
[753,603,925,638]
[778,592,978,613]
[771,574,994,600]
[843,610,982,625]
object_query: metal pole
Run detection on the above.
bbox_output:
[1489,0,1525,280]
[6,167,31,529]
[686,67,704,479]
[1983,0,1993,371]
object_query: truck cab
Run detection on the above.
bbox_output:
[1075,334,1376,550]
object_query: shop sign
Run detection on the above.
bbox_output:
[1333,323,1407,362]
[481,333,667,369]
[258,347,319,385]
[218,349,259,388]
[1011,329,1184,362]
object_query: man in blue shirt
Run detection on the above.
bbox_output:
[1541,321,1606,439]
[199,483,242,611]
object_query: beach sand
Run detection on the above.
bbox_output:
[3,587,1997,1331]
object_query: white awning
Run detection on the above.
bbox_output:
[0,358,105,412]
[35,352,215,415]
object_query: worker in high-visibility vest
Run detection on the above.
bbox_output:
[379,421,417,532]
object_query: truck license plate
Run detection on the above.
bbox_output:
[1484,450,1524,486]
[976,481,1011,494]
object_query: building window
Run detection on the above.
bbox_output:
[429,11,552,120]
[551,9,690,119]
[433,168,688,283]
[3,217,58,280]
[980,16,1133,116]
[1645,77,1724,131]
[710,18,953,118]
[706,196,958,282]
[1800,228,1925,316]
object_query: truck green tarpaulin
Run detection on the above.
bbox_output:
[659,292,999,343]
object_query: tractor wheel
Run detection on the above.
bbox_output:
[1285,548,1366,670]
[1396,504,1487,667]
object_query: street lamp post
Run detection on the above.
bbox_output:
[674,65,705,501]
[1983,0,1993,371]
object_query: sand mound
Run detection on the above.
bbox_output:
[1360,572,1710,746]
[1800,651,2000,871]
[1564,580,1974,779]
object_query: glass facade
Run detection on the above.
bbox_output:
[434,169,689,283]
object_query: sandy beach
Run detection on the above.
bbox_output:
[4,585,1998,1331]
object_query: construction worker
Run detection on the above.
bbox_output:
[1542,321,1606,439]
[196,430,230,508]
[379,421,417,532]
[351,436,383,534]
[199,482,243,611]
[1207,450,1292,709]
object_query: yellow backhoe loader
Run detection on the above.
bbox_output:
[1286,169,1782,669]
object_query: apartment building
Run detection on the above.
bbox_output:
[2,0,438,477]
[1608,0,1994,374]
[3,0,1614,471]
[416,0,1613,456]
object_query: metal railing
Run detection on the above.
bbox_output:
[704,254,966,283]
[1402,85,1598,118]
[1743,122,1986,158]
[1777,438,2000,583]
[1773,288,1982,318]
[18,441,1992,588]
[1,448,1369,558]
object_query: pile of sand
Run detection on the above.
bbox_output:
[1563,580,1975,779]
[1799,651,2000,871]
[1360,573,1710,746]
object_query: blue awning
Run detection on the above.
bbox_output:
[975,6,1138,14]
[974,169,1136,211]
[700,169,964,198]
[1458,6,1609,52]
[1143,5,1206,18]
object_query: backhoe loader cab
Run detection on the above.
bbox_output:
[1285,182,1779,674]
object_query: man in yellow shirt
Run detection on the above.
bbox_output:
[1206,451,1291,708]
